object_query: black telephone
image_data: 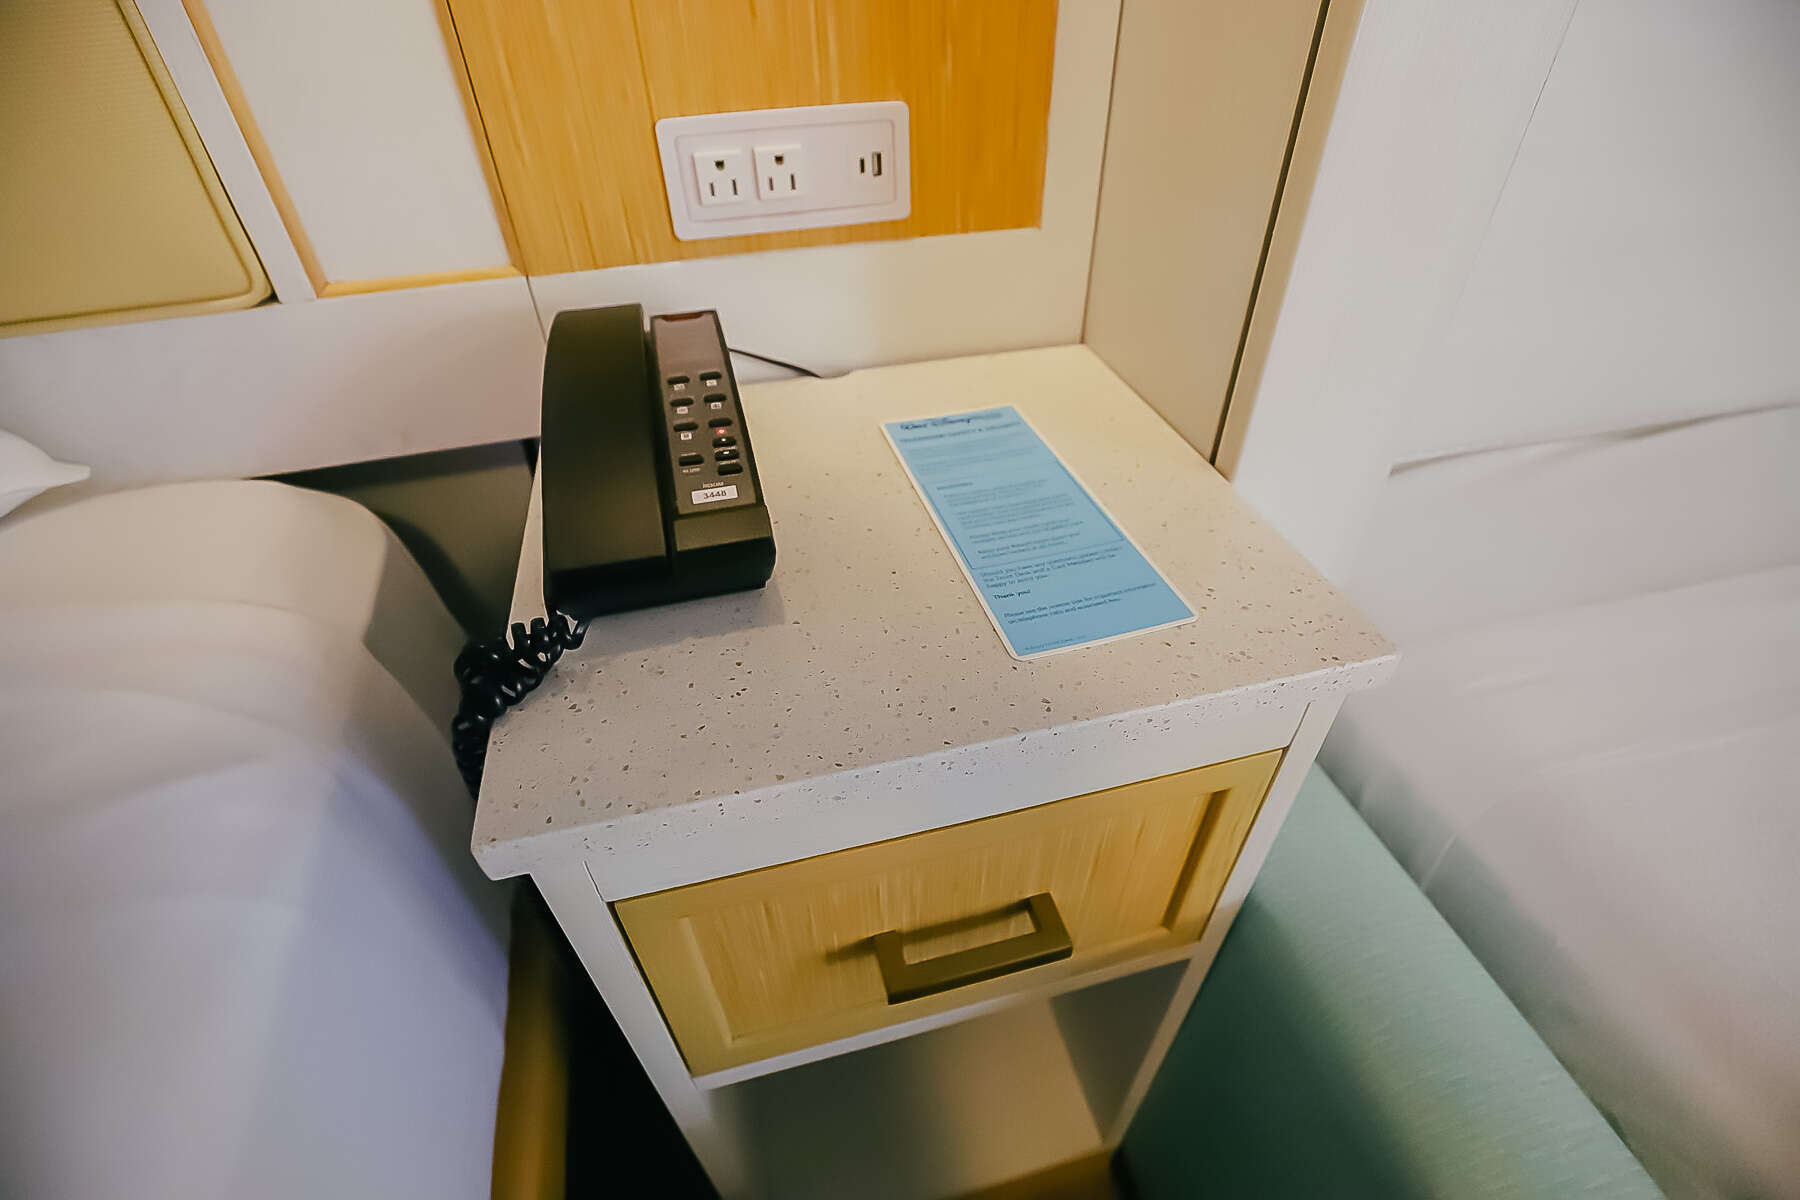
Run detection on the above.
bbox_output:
[540,304,776,619]
[451,304,777,797]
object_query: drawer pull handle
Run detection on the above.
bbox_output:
[871,893,1073,1004]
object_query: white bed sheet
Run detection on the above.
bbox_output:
[0,483,510,1200]
[1326,409,1800,1198]
[0,480,465,728]
[1350,402,1800,641]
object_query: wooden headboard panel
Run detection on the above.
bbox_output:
[444,0,1059,274]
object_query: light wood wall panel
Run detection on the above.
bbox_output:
[444,0,1059,274]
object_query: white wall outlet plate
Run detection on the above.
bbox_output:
[656,101,910,241]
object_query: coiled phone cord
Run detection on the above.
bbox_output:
[451,612,588,799]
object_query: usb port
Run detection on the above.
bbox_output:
[871,151,883,178]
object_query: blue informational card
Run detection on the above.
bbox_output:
[883,406,1195,660]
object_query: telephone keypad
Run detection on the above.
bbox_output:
[654,311,758,514]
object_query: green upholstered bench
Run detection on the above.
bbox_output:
[1119,768,1659,1198]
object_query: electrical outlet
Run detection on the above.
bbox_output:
[657,102,909,241]
[754,144,805,199]
[692,148,751,207]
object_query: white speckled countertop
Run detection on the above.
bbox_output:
[474,346,1394,889]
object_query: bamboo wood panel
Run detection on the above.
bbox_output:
[616,750,1282,1076]
[443,0,1058,274]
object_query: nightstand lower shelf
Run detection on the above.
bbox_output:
[716,962,1188,1200]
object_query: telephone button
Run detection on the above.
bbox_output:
[707,416,733,428]
[667,375,690,390]
[714,448,740,461]
[711,435,737,447]
[678,453,703,466]
[700,372,722,386]
[673,419,699,431]
[716,461,744,475]
[705,393,727,406]
[670,400,691,412]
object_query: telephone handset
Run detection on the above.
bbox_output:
[540,304,776,619]
[453,304,778,797]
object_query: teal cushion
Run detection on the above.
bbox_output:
[1120,768,1658,1198]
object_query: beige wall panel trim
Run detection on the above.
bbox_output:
[132,0,312,303]
[179,0,327,295]
[1,0,271,337]
[429,0,523,271]
[1082,0,1326,460]
[1213,0,1364,476]
[120,0,268,313]
[2,292,265,342]
[615,751,1281,1076]
[448,0,1058,274]
[318,265,519,298]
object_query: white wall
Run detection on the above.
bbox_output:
[0,278,545,488]
[1393,0,1800,463]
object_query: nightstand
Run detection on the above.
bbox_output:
[473,345,1395,1199]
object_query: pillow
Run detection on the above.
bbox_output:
[0,430,89,519]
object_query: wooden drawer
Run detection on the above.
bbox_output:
[616,751,1283,1076]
